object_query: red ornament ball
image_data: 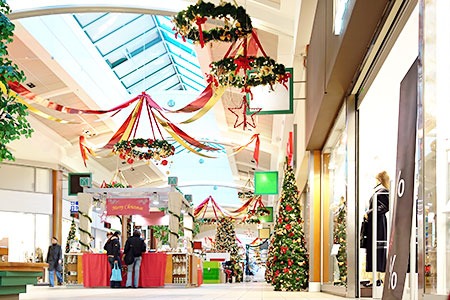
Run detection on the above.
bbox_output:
[127,158,134,164]
[161,159,168,166]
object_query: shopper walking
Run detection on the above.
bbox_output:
[46,237,63,287]
[104,231,122,288]
[124,230,146,288]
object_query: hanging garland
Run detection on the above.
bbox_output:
[172,0,253,47]
[113,138,175,164]
[77,209,93,250]
[208,55,291,89]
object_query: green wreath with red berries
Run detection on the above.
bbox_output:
[172,0,253,45]
[208,55,291,89]
[113,138,175,164]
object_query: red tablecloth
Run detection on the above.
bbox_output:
[139,253,167,287]
[82,253,167,288]
[82,253,111,287]
[198,268,203,286]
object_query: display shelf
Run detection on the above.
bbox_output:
[63,253,83,285]
[164,253,201,286]
[170,253,189,285]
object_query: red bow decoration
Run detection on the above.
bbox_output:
[234,56,253,75]
[195,16,208,48]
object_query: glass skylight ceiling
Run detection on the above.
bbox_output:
[73,13,206,95]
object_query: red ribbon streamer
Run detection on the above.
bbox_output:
[164,121,219,151]
[253,134,260,166]
[8,81,140,115]
[166,83,213,113]
[195,16,208,48]
[79,136,89,167]
[251,30,268,57]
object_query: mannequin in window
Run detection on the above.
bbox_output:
[363,171,390,287]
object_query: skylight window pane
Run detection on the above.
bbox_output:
[177,68,205,89]
[113,43,166,78]
[147,75,180,91]
[74,13,106,27]
[83,13,140,43]
[166,43,197,62]
[171,55,203,78]
[95,16,157,55]
[176,65,205,85]
[161,31,196,55]
[154,16,175,32]
[121,56,172,88]
[179,75,205,91]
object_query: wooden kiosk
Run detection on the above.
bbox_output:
[0,262,47,300]
[79,185,202,288]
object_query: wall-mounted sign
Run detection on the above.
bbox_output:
[68,173,92,196]
[70,201,79,213]
[247,68,293,115]
[254,171,278,195]
[259,206,274,223]
[168,176,178,186]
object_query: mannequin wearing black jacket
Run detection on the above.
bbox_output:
[363,171,390,287]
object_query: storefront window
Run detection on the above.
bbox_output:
[358,5,418,294]
[422,0,450,294]
[0,212,50,262]
[322,106,347,288]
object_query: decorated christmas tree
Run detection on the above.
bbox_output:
[265,234,276,283]
[333,197,347,285]
[65,218,77,253]
[214,217,243,282]
[266,160,309,291]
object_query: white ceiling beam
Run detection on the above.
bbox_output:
[38,87,72,99]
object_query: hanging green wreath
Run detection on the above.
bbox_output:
[113,138,175,164]
[208,55,291,89]
[172,0,253,46]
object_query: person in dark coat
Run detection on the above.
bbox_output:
[363,171,390,287]
[124,230,146,288]
[46,237,63,287]
[104,231,121,288]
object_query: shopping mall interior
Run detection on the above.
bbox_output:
[0,0,449,300]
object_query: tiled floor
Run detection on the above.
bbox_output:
[20,282,349,300]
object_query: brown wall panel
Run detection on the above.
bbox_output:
[306,0,391,150]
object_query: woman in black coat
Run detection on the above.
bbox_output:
[104,231,121,288]
[46,237,63,287]
[363,171,390,287]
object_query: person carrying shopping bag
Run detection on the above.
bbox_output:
[104,231,122,288]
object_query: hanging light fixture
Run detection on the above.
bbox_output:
[151,192,160,205]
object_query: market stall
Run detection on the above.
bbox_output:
[82,252,167,288]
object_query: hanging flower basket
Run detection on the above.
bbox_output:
[208,55,291,89]
[113,138,175,164]
[172,0,253,46]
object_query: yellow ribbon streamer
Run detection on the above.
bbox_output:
[119,99,144,142]
[1,81,81,124]
[163,124,216,158]
[179,86,226,124]
[153,113,217,158]
[15,96,81,124]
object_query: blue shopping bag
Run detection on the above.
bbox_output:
[110,262,122,282]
